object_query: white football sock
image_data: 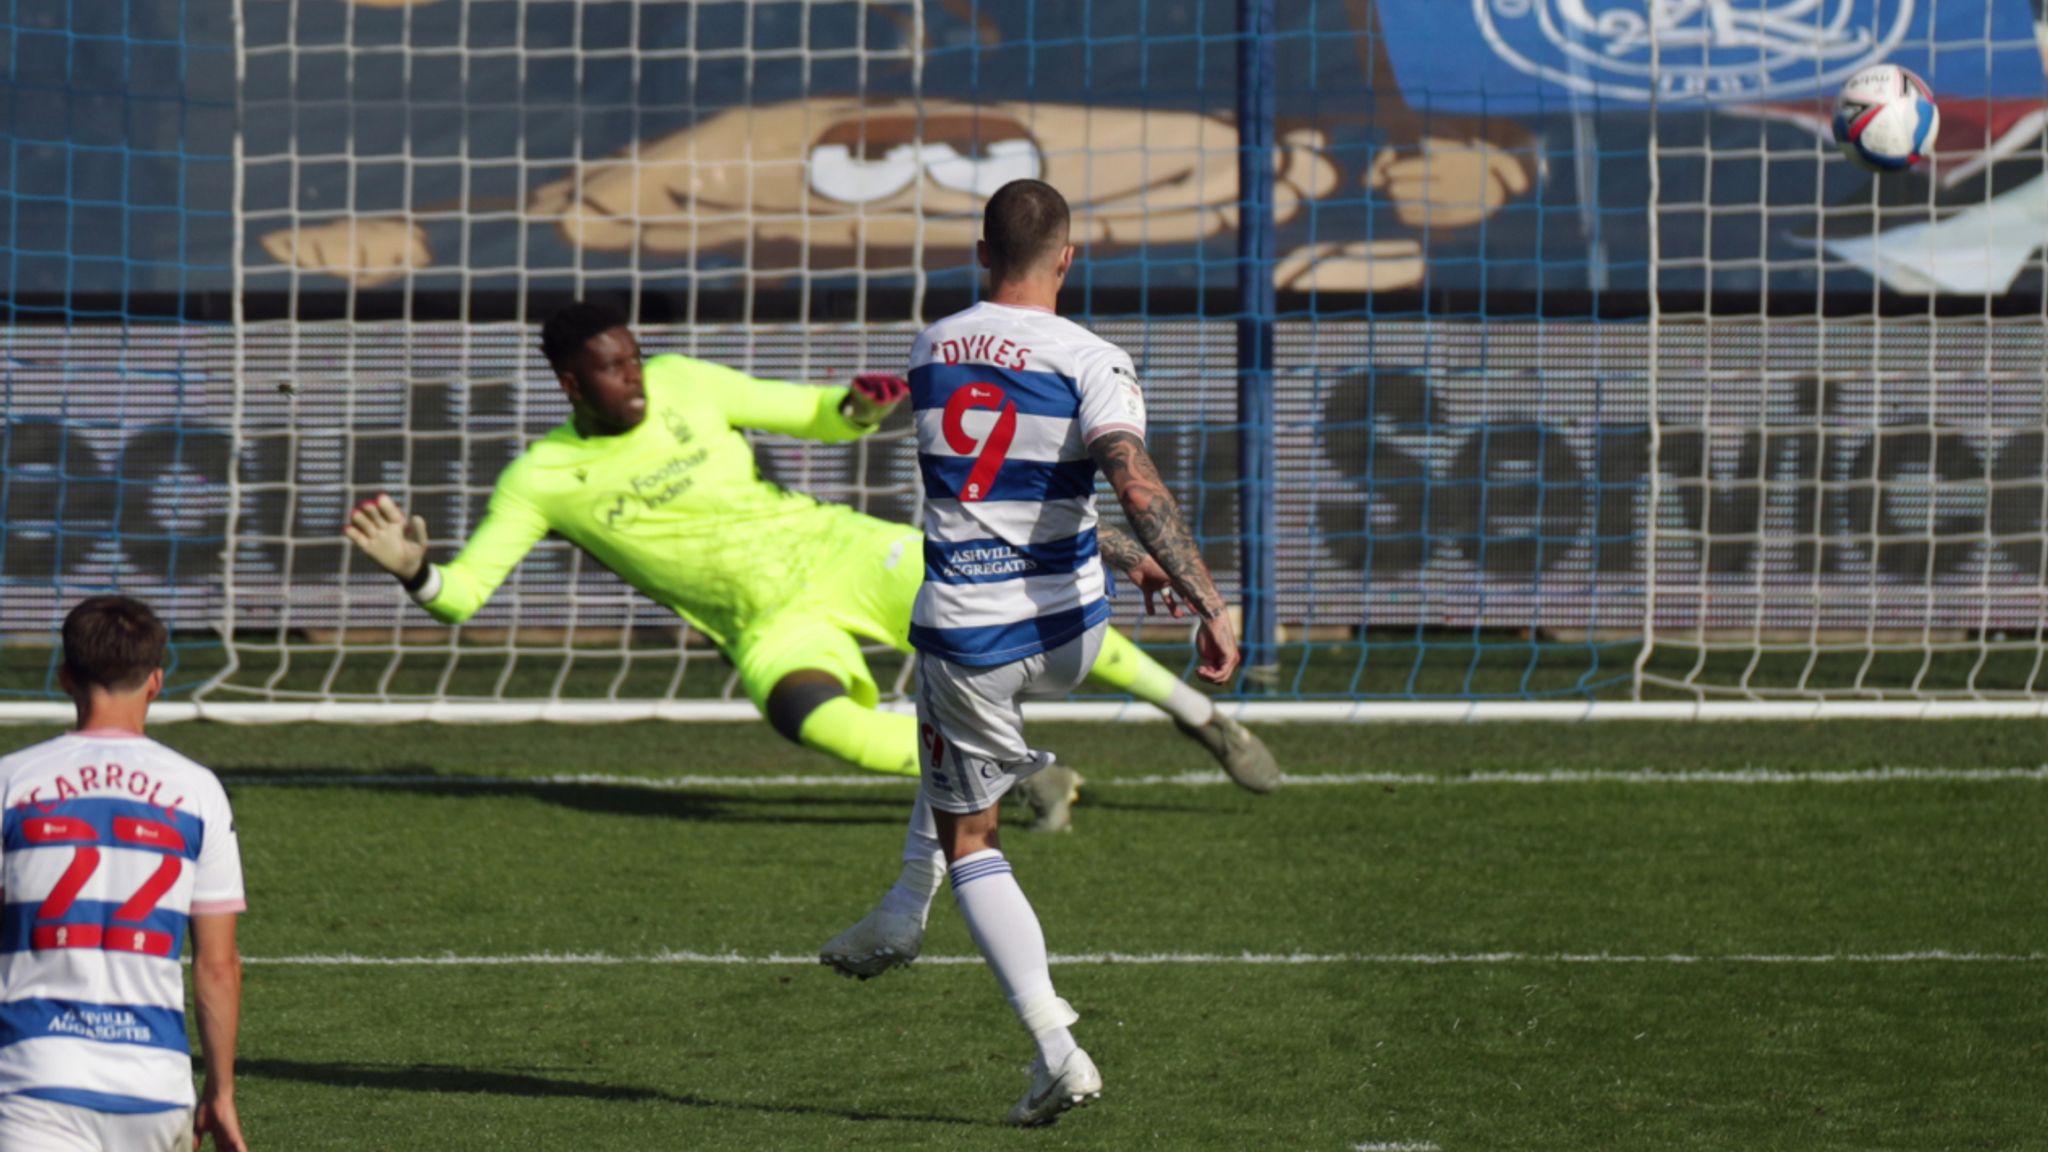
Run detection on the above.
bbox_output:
[950,848,1079,1066]
[1163,679,1215,727]
[879,793,944,926]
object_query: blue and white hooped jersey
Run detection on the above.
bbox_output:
[0,732,245,1115]
[909,300,1147,667]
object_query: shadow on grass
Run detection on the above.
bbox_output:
[219,765,1216,826]
[236,1058,988,1127]
[220,765,916,827]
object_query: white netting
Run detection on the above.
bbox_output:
[6,0,2048,720]
[1639,1,2048,700]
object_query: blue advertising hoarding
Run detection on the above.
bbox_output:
[1376,0,2044,110]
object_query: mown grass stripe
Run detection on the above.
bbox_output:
[240,949,2048,967]
[219,766,2048,790]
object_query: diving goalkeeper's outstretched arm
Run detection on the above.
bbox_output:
[344,486,548,623]
[343,303,908,624]
[344,304,910,626]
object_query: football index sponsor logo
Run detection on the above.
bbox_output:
[592,447,712,528]
[1474,0,1912,103]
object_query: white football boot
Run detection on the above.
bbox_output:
[1014,763,1084,833]
[1175,711,1283,794]
[1006,1048,1103,1127]
[817,906,923,980]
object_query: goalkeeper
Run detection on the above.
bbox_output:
[344,301,1281,839]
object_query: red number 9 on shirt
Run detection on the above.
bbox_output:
[942,383,1017,503]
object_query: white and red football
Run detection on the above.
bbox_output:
[1833,63,1940,172]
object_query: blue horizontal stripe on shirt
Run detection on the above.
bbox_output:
[0,901,191,961]
[17,1087,187,1115]
[910,362,1080,419]
[3,796,206,861]
[910,600,1112,668]
[0,997,190,1056]
[920,455,1097,505]
[924,530,1099,586]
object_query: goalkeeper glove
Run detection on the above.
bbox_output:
[844,373,910,427]
[344,493,433,591]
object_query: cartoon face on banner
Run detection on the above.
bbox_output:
[240,1,2048,302]
[263,97,1471,293]
[524,98,1340,267]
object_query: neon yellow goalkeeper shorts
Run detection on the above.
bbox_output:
[732,521,922,711]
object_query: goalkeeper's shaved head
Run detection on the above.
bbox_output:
[981,180,1072,283]
[539,299,648,436]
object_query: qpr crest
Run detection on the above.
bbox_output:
[1473,0,1914,103]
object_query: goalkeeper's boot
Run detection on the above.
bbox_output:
[1016,764,1084,833]
[1175,711,1283,794]
[817,906,923,980]
[1006,1048,1103,1127]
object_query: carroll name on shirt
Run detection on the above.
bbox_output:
[934,334,1031,371]
[13,762,187,817]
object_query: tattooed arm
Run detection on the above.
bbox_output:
[1090,431,1240,682]
[1097,522,1183,617]
[1096,522,1147,573]
[1090,432,1225,617]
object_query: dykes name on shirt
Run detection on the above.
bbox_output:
[933,334,1032,372]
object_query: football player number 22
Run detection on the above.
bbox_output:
[23,815,185,956]
[942,383,1017,503]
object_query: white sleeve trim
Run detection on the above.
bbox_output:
[408,565,443,605]
[1083,422,1146,444]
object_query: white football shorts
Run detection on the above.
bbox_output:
[916,623,1105,815]
[0,1094,192,1152]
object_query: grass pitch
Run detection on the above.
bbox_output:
[5,718,2043,1150]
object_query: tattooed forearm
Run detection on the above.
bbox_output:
[1088,432,1227,618]
[1096,523,1148,573]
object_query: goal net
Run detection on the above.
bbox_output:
[1630,2,2048,706]
[3,0,2046,720]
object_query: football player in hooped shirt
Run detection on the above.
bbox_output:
[343,301,1281,961]
[0,597,247,1152]
[850,178,1241,1125]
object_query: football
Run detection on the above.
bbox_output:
[1833,63,1940,172]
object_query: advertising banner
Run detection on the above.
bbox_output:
[1376,0,2045,110]
[6,322,2044,633]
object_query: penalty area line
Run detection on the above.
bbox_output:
[219,766,2048,791]
[239,949,2048,968]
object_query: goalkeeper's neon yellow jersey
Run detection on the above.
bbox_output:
[419,354,880,650]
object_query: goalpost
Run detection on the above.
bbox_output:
[2,1,2045,723]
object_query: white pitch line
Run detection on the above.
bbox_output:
[240,949,2048,968]
[1355,1143,1440,1152]
[1119,767,2048,786]
[219,766,2048,790]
